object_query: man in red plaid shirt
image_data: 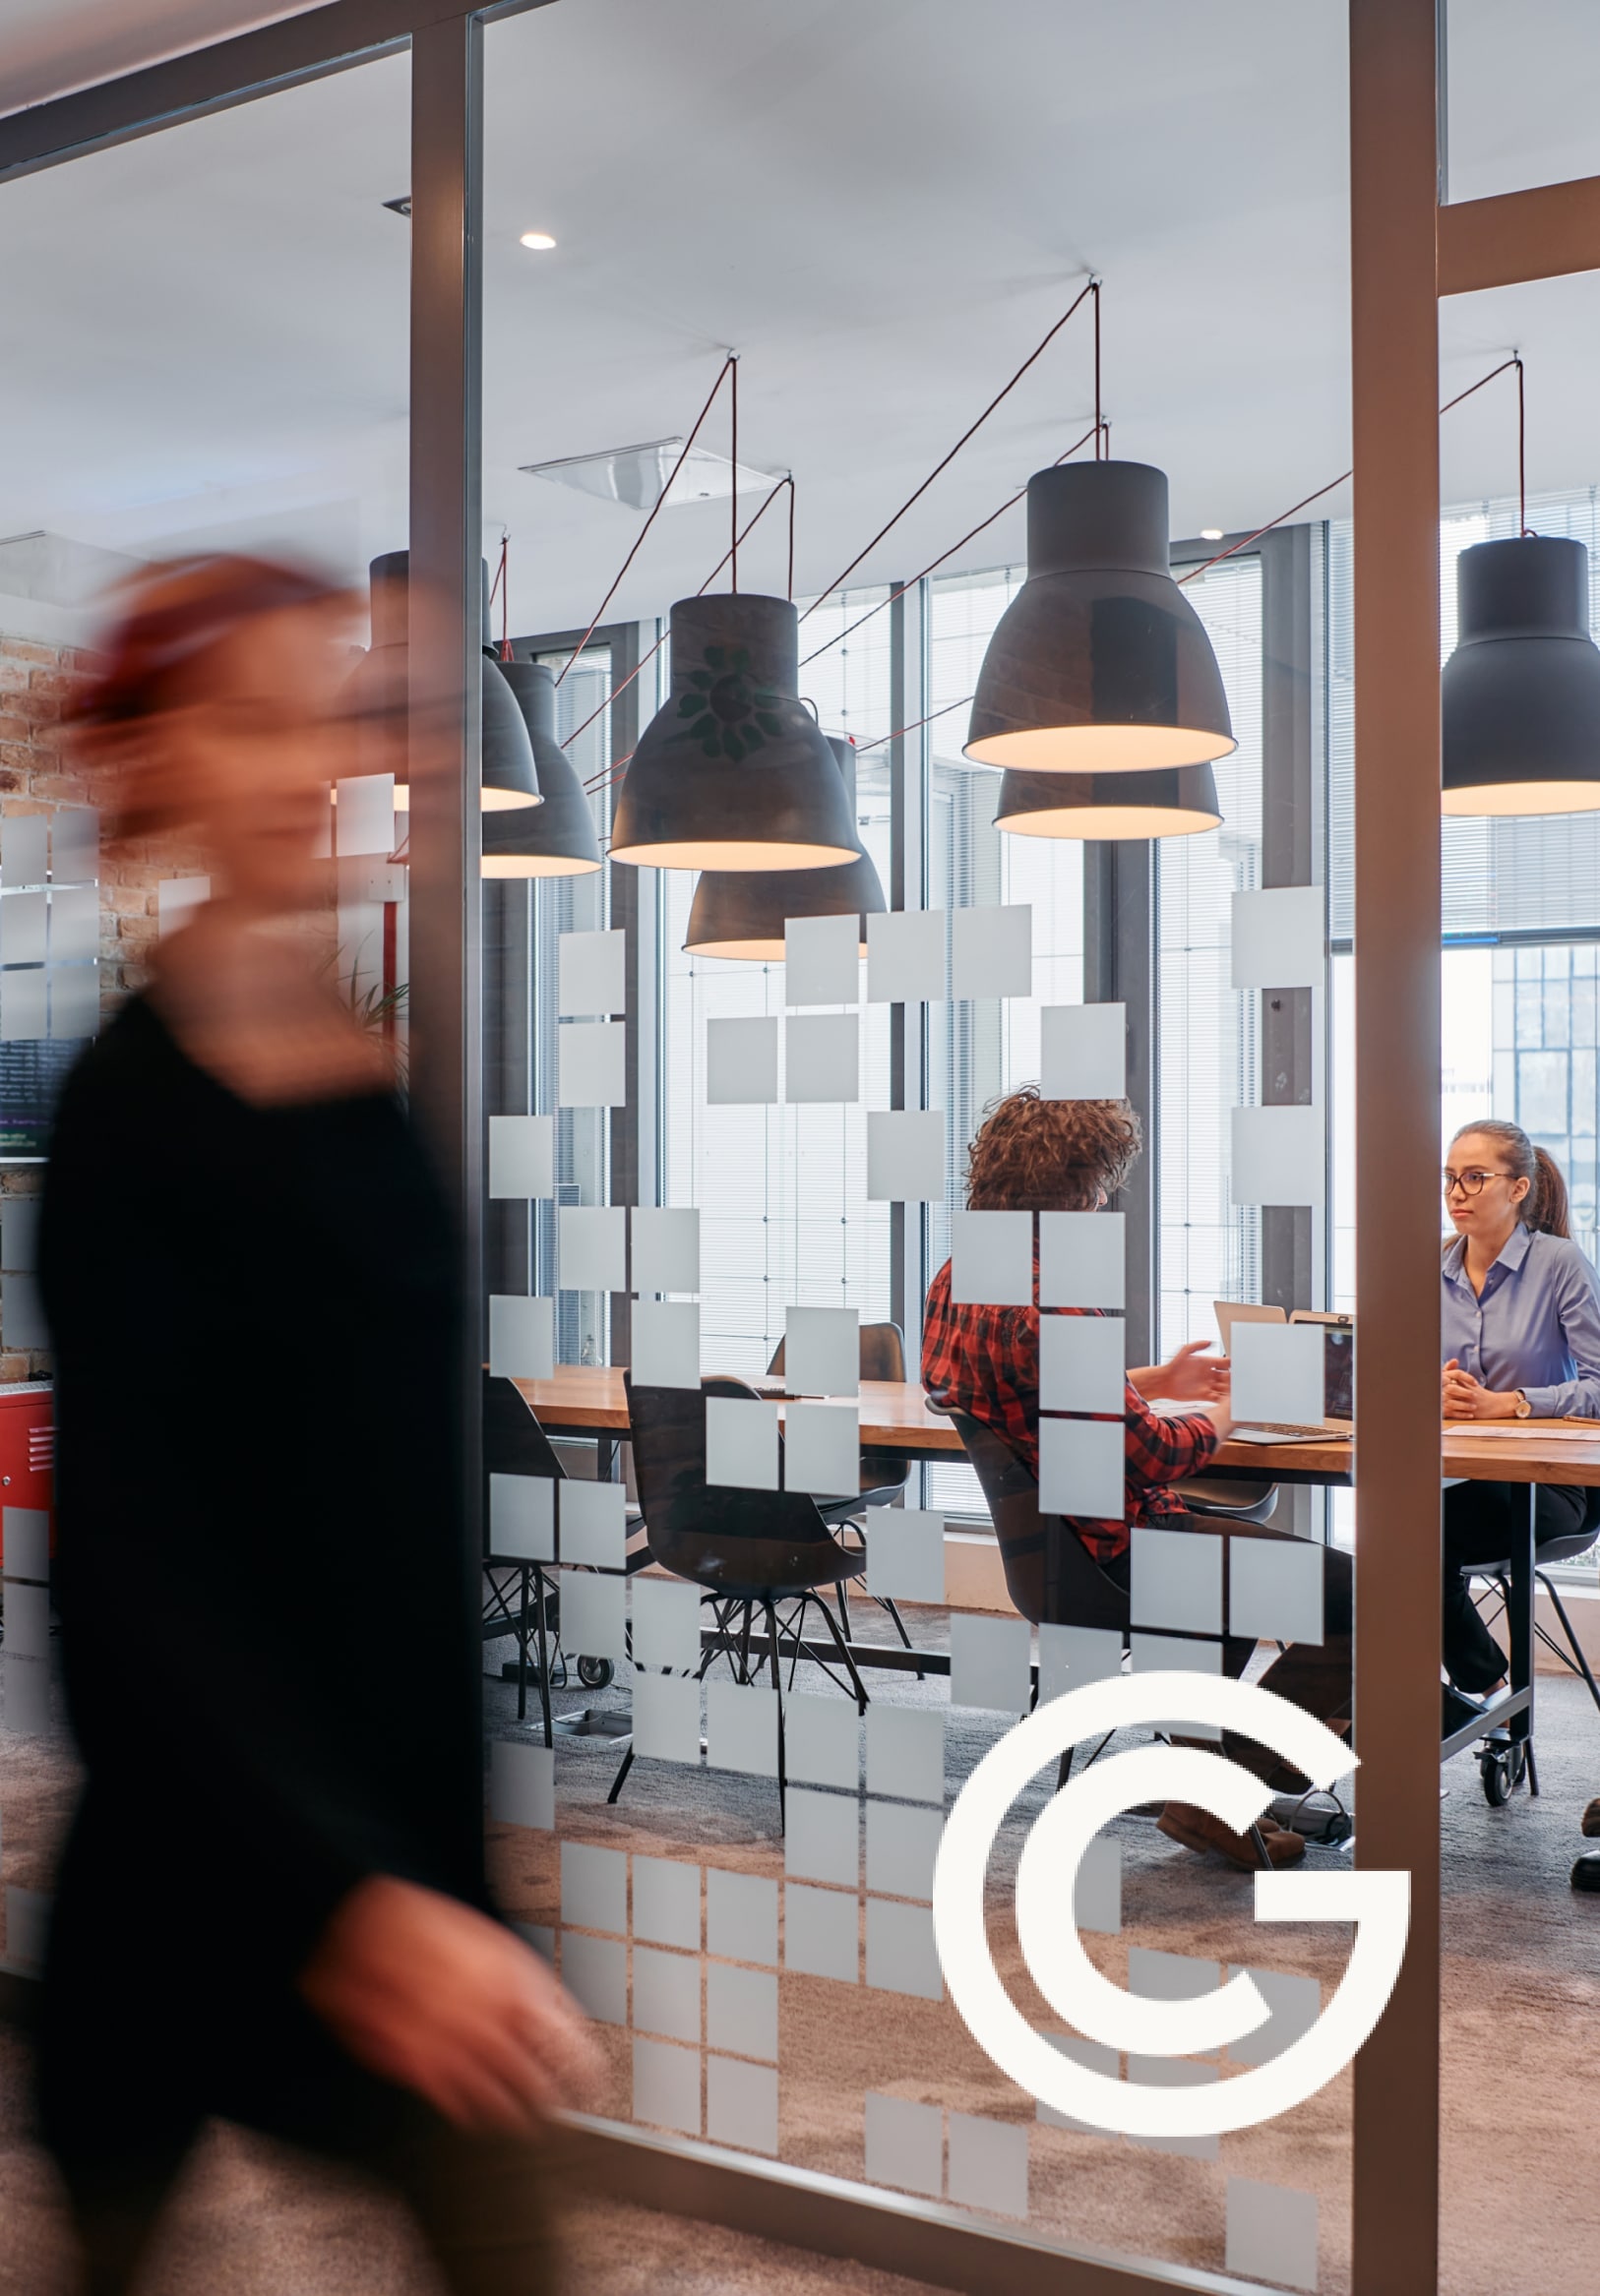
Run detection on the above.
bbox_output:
[922,1086,1352,1872]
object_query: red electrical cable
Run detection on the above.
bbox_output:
[730,352,740,596]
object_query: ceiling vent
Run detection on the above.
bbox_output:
[520,438,774,514]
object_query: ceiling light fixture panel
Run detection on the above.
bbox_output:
[522,438,776,514]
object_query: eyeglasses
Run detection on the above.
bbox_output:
[1442,1167,1513,1198]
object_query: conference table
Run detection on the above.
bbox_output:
[509,1365,1600,1791]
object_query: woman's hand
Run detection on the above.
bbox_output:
[1131,1340,1229,1405]
[1442,1359,1526,1421]
[299,1876,602,2134]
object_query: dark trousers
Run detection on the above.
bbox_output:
[1442,1479,1587,1693]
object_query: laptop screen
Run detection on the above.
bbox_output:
[1324,1327,1354,1421]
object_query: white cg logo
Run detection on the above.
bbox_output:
[931,1672,1410,2139]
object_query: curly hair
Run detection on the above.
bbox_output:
[964,1084,1142,1212]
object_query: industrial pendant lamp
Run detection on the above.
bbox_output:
[350,552,540,812]
[964,460,1235,773]
[609,594,861,870]
[481,661,602,876]
[995,757,1222,840]
[684,735,887,957]
[1442,534,1600,815]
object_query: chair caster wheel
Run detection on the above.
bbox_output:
[577,1655,615,1689]
[1480,1738,1526,1807]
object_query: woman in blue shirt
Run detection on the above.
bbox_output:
[1441,1119,1600,1695]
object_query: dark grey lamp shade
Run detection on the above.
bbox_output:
[349,551,540,812]
[685,736,887,957]
[482,660,602,877]
[1442,535,1600,816]
[964,461,1235,774]
[995,757,1222,840]
[609,594,861,870]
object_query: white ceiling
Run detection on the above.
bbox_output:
[0,0,1598,641]
[0,2,319,113]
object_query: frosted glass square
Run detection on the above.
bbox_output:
[3,1885,48,1970]
[49,885,98,963]
[1038,1418,1125,1520]
[489,1295,554,1380]
[156,876,210,936]
[631,1206,699,1295]
[950,903,1032,999]
[631,1299,701,1389]
[864,1704,944,1805]
[785,1883,858,1982]
[948,2113,1028,2220]
[784,1788,858,1887]
[488,1114,554,1200]
[334,773,395,857]
[866,1109,946,1202]
[559,1569,627,1666]
[559,1205,626,1295]
[3,1654,47,1736]
[864,1899,942,1999]
[631,1575,701,1669]
[706,1681,778,1776]
[785,1012,858,1102]
[706,1396,778,1490]
[1231,1105,1324,1207]
[1075,1835,1121,1935]
[867,1509,944,1604]
[1039,1314,1126,1413]
[707,1014,777,1104]
[1232,1319,1324,1424]
[3,1509,49,1584]
[1038,2030,1121,2131]
[1130,1526,1224,1634]
[1232,885,1323,992]
[633,2036,700,2135]
[561,1842,628,1935]
[1227,2178,1319,2289]
[950,1209,1032,1305]
[489,1740,553,1830]
[634,1673,702,1764]
[633,1945,701,2044]
[1,1271,46,1349]
[1130,1634,1224,1739]
[3,1582,47,1661]
[48,965,99,1042]
[864,2092,942,2198]
[2,832,46,902]
[558,1020,627,1108]
[559,927,626,1017]
[490,1472,554,1564]
[707,1868,778,1966]
[783,1304,858,1397]
[559,1478,627,1569]
[1230,1537,1324,1646]
[1130,1946,1222,2003]
[707,2055,778,2155]
[633,1856,701,1951]
[867,908,945,1003]
[1226,1967,1323,2066]
[783,1401,859,1497]
[1038,1211,1125,1308]
[950,1614,1030,1714]
[707,1963,777,2061]
[865,1802,942,1901]
[785,1692,859,1789]
[1126,2057,1219,2158]
[1,969,46,1042]
[1,1199,39,1274]
[50,808,98,885]
[785,911,859,1005]
[1041,1001,1126,1099]
[1037,1622,1123,1706]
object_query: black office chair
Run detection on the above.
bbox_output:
[1461,1485,1600,1803]
[609,1373,871,1814]
[481,1371,646,1745]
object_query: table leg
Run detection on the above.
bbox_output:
[1508,1482,1535,1779]
[596,1434,619,1481]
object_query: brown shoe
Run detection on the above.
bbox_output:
[1157,1801,1307,1870]
[1581,1797,1600,1839]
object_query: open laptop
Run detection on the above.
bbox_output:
[1212,1300,1354,1443]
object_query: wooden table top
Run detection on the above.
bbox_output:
[514,1367,1600,1484]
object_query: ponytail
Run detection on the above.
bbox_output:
[1448,1118,1571,1239]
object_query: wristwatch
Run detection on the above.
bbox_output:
[1513,1391,1532,1420]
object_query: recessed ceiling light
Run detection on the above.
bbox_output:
[520,230,557,251]
[1200,527,1224,541]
